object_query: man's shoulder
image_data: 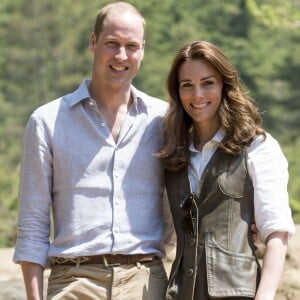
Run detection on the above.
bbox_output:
[133,86,168,115]
[31,80,87,120]
[32,95,68,119]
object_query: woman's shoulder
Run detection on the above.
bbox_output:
[250,132,281,150]
[249,132,287,162]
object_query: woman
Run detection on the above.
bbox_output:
[158,41,295,299]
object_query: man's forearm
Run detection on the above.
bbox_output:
[21,261,44,300]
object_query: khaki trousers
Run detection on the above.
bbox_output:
[47,259,168,300]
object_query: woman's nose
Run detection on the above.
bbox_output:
[193,86,204,97]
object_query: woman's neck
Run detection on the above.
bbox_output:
[193,122,221,151]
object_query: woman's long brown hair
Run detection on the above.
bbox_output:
[158,40,265,171]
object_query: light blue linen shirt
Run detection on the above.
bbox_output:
[14,79,170,267]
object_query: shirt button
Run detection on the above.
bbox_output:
[187,269,194,277]
[100,122,105,127]
[189,238,196,246]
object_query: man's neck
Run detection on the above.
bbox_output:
[89,80,132,109]
[88,80,133,142]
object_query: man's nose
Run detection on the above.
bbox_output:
[115,46,127,60]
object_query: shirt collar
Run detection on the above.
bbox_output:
[65,78,91,107]
[129,85,140,113]
[189,126,226,152]
[65,79,147,114]
[130,85,148,114]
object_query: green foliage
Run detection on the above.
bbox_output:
[246,0,300,29]
[290,198,300,224]
[0,0,299,247]
[283,138,300,223]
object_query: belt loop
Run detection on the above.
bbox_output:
[102,255,109,268]
[76,257,80,268]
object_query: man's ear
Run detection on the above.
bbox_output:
[89,32,97,52]
[141,40,145,60]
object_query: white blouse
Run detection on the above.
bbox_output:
[188,127,295,243]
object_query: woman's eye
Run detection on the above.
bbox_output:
[203,80,213,86]
[180,83,193,89]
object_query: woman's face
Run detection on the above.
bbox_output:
[178,59,223,130]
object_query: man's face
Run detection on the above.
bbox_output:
[89,11,145,89]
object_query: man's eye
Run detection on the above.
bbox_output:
[127,44,140,50]
[106,41,118,47]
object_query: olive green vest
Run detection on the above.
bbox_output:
[165,147,261,300]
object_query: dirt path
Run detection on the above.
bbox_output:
[1,225,299,299]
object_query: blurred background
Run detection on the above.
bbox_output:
[0,0,300,299]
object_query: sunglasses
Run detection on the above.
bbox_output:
[180,193,196,235]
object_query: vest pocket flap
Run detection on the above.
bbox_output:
[217,171,245,198]
[205,232,257,297]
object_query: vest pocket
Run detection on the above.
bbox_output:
[204,231,257,298]
[217,172,245,198]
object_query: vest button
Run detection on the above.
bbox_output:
[189,238,196,246]
[187,268,194,277]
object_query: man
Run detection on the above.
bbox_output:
[14,2,174,299]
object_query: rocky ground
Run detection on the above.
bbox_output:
[0,225,299,299]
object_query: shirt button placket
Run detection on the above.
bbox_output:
[111,145,123,249]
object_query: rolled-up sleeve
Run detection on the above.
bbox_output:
[247,133,295,244]
[13,113,53,267]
